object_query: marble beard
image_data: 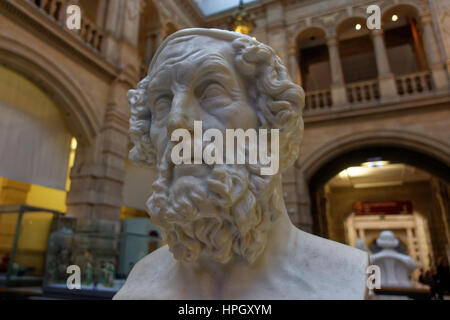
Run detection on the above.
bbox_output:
[115,28,368,300]
[150,141,280,265]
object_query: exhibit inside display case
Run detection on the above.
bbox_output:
[43,219,123,299]
[43,217,162,299]
[0,202,162,298]
[0,204,61,287]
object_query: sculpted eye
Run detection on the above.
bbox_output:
[199,83,232,107]
[201,83,224,99]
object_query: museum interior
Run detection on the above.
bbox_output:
[0,0,449,299]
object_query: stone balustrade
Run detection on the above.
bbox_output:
[303,70,443,116]
[27,0,104,53]
[76,15,104,52]
[395,72,433,96]
[346,79,380,105]
[32,0,66,21]
[304,88,332,112]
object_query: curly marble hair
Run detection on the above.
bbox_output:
[128,28,305,171]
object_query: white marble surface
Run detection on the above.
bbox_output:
[115,214,368,299]
[115,28,369,300]
[370,230,417,288]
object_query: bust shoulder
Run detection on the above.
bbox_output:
[114,231,369,300]
[286,230,369,299]
[114,245,179,300]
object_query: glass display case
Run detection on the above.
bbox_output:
[0,205,162,298]
[43,219,122,299]
[118,218,161,277]
[42,218,161,299]
[0,204,61,287]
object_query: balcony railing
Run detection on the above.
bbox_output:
[346,80,380,104]
[78,16,104,51]
[304,88,332,112]
[32,0,65,20]
[27,0,104,53]
[395,71,433,96]
[302,71,441,117]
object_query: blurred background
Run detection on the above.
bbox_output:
[0,0,449,299]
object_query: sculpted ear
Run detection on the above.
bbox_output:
[232,37,305,172]
[128,77,157,167]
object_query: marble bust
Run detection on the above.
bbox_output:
[114,28,368,300]
[370,230,417,288]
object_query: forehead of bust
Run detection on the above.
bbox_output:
[148,35,236,78]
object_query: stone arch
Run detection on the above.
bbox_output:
[294,25,328,48]
[335,15,370,37]
[294,26,330,90]
[380,1,424,19]
[0,34,100,145]
[379,2,428,74]
[300,129,450,182]
[295,130,450,235]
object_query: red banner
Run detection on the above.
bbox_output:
[353,201,413,215]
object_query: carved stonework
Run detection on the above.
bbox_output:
[114,28,369,300]
[432,0,450,58]
[318,12,340,28]
[127,0,142,21]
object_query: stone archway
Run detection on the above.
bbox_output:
[295,130,450,261]
[295,129,450,236]
[294,27,329,90]
[0,32,105,221]
[0,33,101,146]
[300,129,450,183]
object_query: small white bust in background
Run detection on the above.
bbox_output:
[370,230,417,288]
[114,28,368,300]
[356,237,369,252]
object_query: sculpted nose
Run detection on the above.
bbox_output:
[167,93,196,137]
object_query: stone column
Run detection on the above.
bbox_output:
[420,13,449,91]
[102,0,142,65]
[287,43,299,83]
[102,0,124,63]
[120,0,142,49]
[66,77,130,229]
[265,2,288,65]
[96,0,107,28]
[371,29,398,100]
[100,0,143,79]
[326,35,347,105]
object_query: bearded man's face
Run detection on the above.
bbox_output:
[145,35,279,264]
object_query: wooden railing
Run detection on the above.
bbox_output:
[346,80,380,104]
[304,89,332,112]
[395,72,433,96]
[27,0,104,53]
